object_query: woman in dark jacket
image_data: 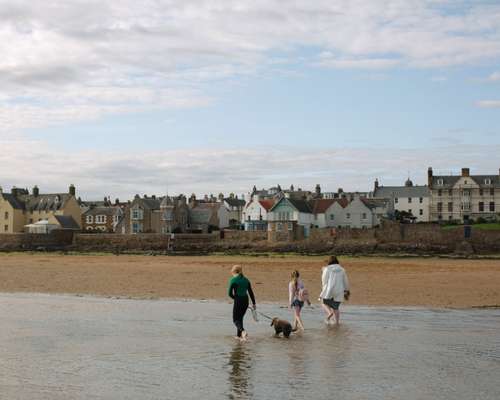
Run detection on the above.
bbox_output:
[228,265,256,340]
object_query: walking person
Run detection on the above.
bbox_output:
[319,256,350,325]
[228,265,256,341]
[289,270,310,331]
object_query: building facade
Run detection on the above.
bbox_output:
[373,178,430,222]
[242,198,274,231]
[0,185,81,234]
[428,167,500,223]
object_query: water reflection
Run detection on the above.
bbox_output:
[228,342,252,400]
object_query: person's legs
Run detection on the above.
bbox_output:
[332,301,341,324]
[233,296,249,339]
[294,306,305,330]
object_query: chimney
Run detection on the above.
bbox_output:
[461,168,470,177]
[374,179,379,191]
[315,184,321,196]
[427,167,433,187]
[69,184,76,196]
[33,185,39,197]
[152,195,156,200]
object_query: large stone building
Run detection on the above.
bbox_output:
[428,167,500,222]
[118,194,190,234]
[373,178,430,222]
[0,185,81,234]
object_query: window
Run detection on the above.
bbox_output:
[464,180,468,185]
[490,202,495,212]
[362,213,367,219]
[132,222,142,233]
[408,209,412,214]
[448,189,453,196]
[438,215,442,220]
[448,202,453,212]
[479,189,484,196]
[4,211,8,220]
[131,208,143,220]
[346,213,351,219]
[277,222,283,232]
[419,197,423,204]
[438,190,442,197]
[419,209,423,216]
[437,202,443,212]
[86,215,93,224]
[479,202,484,212]
[288,223,293,231]
[485,178,491,185]
[4,225,8,232]
[95,215,106,224]
[408,197,412,203]
[491,188,495,196]
[29,219,33,224]
[330,214,334,220]
[437,179,443,186]
[448,215,453,221]
[395,197,398,204]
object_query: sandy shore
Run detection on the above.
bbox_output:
[0,253,499,307]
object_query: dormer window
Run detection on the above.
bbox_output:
[485,178,491,185]
[437,179,443,186]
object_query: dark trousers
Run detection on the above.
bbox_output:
[232,295,249,337]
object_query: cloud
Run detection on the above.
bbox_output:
[487,71,500,81]
[476,100,500,108]
[1,138,499,200]
[1,0,500,131]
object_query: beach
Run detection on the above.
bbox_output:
[1,293,499,400]
[0,253,499,307]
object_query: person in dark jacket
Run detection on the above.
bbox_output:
[228,265,256,340]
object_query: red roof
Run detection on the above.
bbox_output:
[259,199,275,211]
[311,198,349,214]
[311,199,336,214]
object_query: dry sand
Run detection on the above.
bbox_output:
[0,253,499,307]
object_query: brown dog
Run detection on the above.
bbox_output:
[271,318,293,338]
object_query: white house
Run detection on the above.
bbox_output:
[242,198,275,231]
[373,178,430,222]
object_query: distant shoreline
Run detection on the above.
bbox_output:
[0,253,499,308]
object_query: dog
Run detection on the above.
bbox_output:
[270,317,293,338]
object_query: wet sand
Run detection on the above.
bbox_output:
[1,293,499,400]
[0,253,499,307]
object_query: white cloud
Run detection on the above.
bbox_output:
[1,138,499,200]
[476,100,500,108]
[487,71,500,81]
[1,0,500,131]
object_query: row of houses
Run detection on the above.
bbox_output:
[1,167,499,235]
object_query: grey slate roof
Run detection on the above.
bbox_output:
[374,185,430,198]
[271,197,312,213]
[54,215,80,230]
[361,198,391,210]
[1,193,25,209]
[1,193,73,211]
[431,175,500,188]
[83,206,119,217]
[225,197,245,207]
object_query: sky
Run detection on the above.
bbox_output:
[1,0,500,200]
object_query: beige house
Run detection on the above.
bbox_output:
[428,167,500,222]
[0,185,82,234]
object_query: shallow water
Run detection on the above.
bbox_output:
[0,294,499,400]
